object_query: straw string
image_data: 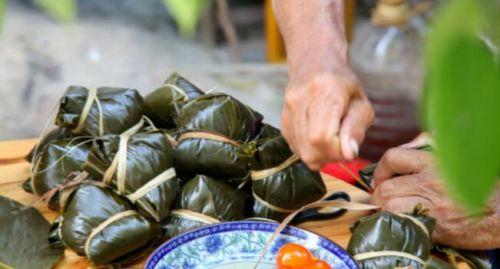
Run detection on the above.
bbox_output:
[354,251,426,265]
[169,209,221,224]
[251,154,300,181]
[177,131,241,147]
[84,210,138,257]
[162,83,189,102]
[396,213,430,238]
[126,168,176,202]
[73,87,104,136]
[252,191,296,213]
[102,119,145,192]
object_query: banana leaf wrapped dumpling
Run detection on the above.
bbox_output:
[53,181,162,265]
[162,175,245,239]
[175,93,263,142]
[25,127,72,162]
[254,123,281,140]
[174,131,256,181]
[144,73,205,128]
[251,135,326,221]
[27,137,91,209]
[83,129,180,222]
[55,86,145,136]
[164,72,205,100]
[347,207,436,269]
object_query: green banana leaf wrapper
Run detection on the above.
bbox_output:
[164,72,205,100]
[433,245,492,269]
[253,123,281,141]
[144,84,187,128]
[254,135,292,169]
[252,135,326,221]
[55,86,145,136]
[144,73,205,128]
[425,257,456,269]
[0,196,64,269]
[358,163,377,192]
[55,182,162,266]
[162,175,245,239]
[347,208,436,269]
[175,93,263,142]
[27,137,91,209]
[174,131,257,180]
[83,130,181,222]
[25,127,72,162]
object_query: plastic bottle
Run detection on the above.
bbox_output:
[350,0,425,161]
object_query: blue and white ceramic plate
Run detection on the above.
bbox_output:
[145,221,358,269]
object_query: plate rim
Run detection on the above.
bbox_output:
[145,220,358,269]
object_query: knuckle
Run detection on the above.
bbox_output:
[365,104,375,122]
[307,162,322,171]
[385,199,401,212]
[309,132,326,147]
[384,148,403,166]
[329,97,346,110]
[377,182,394,200]
[300,152,318,165]
[311,74,328,87]
[284,92,301,109]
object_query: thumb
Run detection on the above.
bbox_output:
[339,97,374,160]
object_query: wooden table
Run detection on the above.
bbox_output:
[0,139,372,268]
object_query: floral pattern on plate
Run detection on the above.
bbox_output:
[146,221,358,269]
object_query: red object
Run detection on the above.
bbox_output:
[321,158,371,185]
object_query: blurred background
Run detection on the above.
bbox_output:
[0,0,438,161]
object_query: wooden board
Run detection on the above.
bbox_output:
[0,139,370,268]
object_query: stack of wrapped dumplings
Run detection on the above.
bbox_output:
[25,73,326,266]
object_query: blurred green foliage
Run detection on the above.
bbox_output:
[0,0,76,32]
[0,0,6,32]
[33,0,76,22]
[0,0,213,37]
[162,0,211,38]
[424,0,500,211]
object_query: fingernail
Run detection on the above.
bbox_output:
[398,142,412,148]
[350,139,359,157]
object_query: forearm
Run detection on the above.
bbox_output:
[272,0,348,77]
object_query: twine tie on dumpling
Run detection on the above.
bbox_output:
[73,87,104,136]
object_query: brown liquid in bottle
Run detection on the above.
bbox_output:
[350,0,425,161]
[361,91,420,161]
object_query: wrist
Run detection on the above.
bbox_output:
[273,0,349,78]
[287,37,349,77]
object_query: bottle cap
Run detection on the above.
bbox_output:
[371,0,410,26]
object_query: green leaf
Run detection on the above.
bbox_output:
[0,0,6,33]
[34,0,76,22]
[162,0,211,38]
[425,0,500,211]
[478,0,500,51]
[0,196,64,269]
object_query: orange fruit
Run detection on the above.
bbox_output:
[276,243,313,269]
[305,259,332,269]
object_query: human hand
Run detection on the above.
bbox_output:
[371,147,500,250]
[273,0,374,170]
[281,67,374,170]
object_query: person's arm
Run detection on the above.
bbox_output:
[371,147,500,250]
[273,0,374,170]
